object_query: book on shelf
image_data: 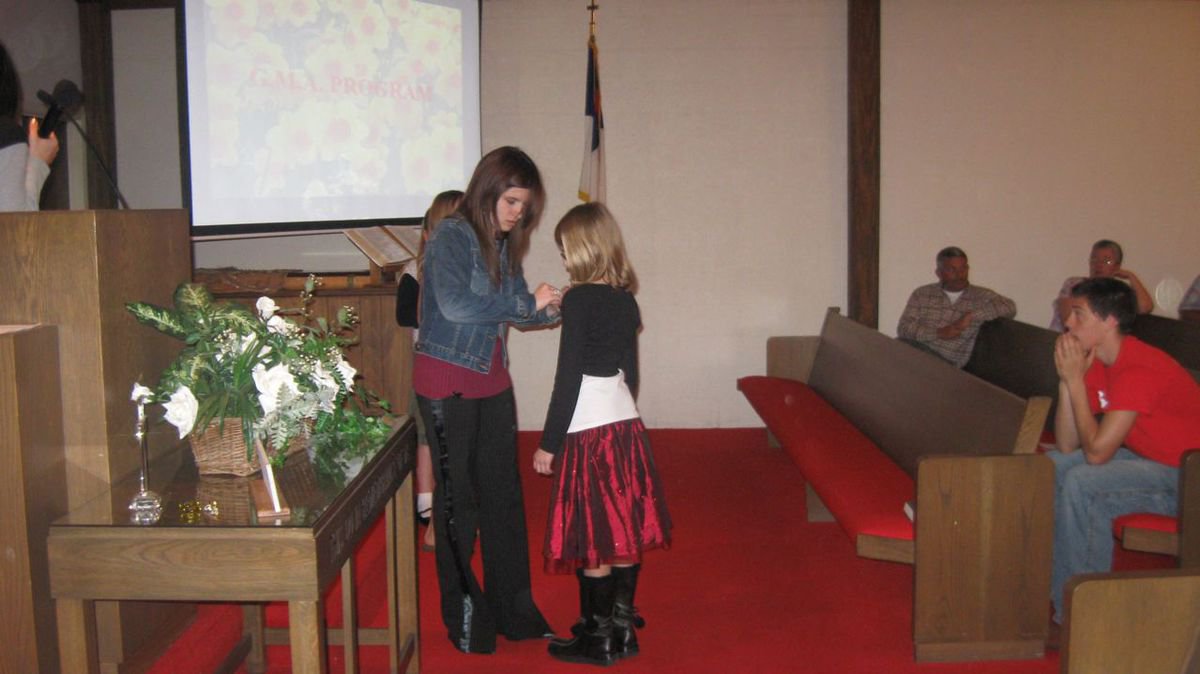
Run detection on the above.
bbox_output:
[343,225,423,285]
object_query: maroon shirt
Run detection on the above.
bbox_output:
[413,339,511,400]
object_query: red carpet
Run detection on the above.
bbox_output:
[148,428,1170,673]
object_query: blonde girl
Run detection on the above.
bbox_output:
[534,202,672,666]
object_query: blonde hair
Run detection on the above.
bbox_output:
[554,202,637,291]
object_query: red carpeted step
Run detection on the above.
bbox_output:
[151,428,1066,674]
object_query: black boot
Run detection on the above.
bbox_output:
[554,567,592,646]
[548,574,618,666]
[611,565,642,659]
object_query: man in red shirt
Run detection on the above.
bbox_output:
[1047,277,1200,634]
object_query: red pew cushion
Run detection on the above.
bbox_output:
[1113,512,1178,539]
[738,376,914,542]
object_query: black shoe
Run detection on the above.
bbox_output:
[448,633,495,655]
[560,566,643,659]
[548,575,618,666]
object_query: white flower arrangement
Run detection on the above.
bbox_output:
[127,277,391,469]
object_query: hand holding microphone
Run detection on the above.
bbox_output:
[29,80,82,166]
[26,118,59,166]
[35,79,130,208]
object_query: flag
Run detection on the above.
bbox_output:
[579,33,606,203]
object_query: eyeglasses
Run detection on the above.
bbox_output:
[1089,258,1116,266]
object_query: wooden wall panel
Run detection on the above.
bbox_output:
[0,209,194,673]
[848,0,881,328]
[0,326,67,674]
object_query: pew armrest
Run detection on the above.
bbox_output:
[1064,569,1200,673]
[912,453,1054,663]
[1180,449,1200,568]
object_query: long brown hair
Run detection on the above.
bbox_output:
[0,42,22,123]
[458,146,545,286]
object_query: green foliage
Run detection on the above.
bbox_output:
[127,277,393,471]
[309,386,395,483]
[126,299,190,340]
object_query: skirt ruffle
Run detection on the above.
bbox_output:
[543,418,672,574]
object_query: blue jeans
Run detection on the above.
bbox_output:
[1048,448,1178,622]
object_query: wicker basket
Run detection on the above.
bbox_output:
[195,476,253,524]
[188,418,308,476]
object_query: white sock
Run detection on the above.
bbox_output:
[416,492,432,514]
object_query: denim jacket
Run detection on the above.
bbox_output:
[415,216,559,372]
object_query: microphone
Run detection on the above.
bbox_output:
[35,80,82,138]
[38,79,131,209]
[35,90,63,139]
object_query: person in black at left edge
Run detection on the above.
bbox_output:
[0,41,59,212]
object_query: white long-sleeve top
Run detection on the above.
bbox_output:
[0,142,50,211]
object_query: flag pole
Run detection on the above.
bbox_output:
[580,1,606,203]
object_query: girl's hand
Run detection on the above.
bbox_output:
[533,448,555,475]
[533,283,562,311]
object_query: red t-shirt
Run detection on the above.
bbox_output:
[1084,336,1200,467]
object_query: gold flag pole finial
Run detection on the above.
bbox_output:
[587,2,598,36]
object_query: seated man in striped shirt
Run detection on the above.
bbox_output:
[897,246,1017,367]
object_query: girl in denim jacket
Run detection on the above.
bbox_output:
[413,146,561,654]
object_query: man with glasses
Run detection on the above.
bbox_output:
[1050,239,1154,331]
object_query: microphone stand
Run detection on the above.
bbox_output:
[61,109,131,210]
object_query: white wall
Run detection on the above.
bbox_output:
[483,0,848,429]
[113,9,181,210]
[0,0,80,116]
[94,0,1200,430]
[879,0,1200,333]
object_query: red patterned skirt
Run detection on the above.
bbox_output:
[543,417,672,574]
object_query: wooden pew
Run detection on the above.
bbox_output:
[1063,569,1200,674]
[962,317,1059,432]
[1132,313,1200,374]
[745,309,1053,662]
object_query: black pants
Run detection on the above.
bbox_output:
[418,388,550,652]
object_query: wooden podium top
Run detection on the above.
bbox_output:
[194,268,397,296]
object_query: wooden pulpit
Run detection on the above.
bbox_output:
[0,209,193,672]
